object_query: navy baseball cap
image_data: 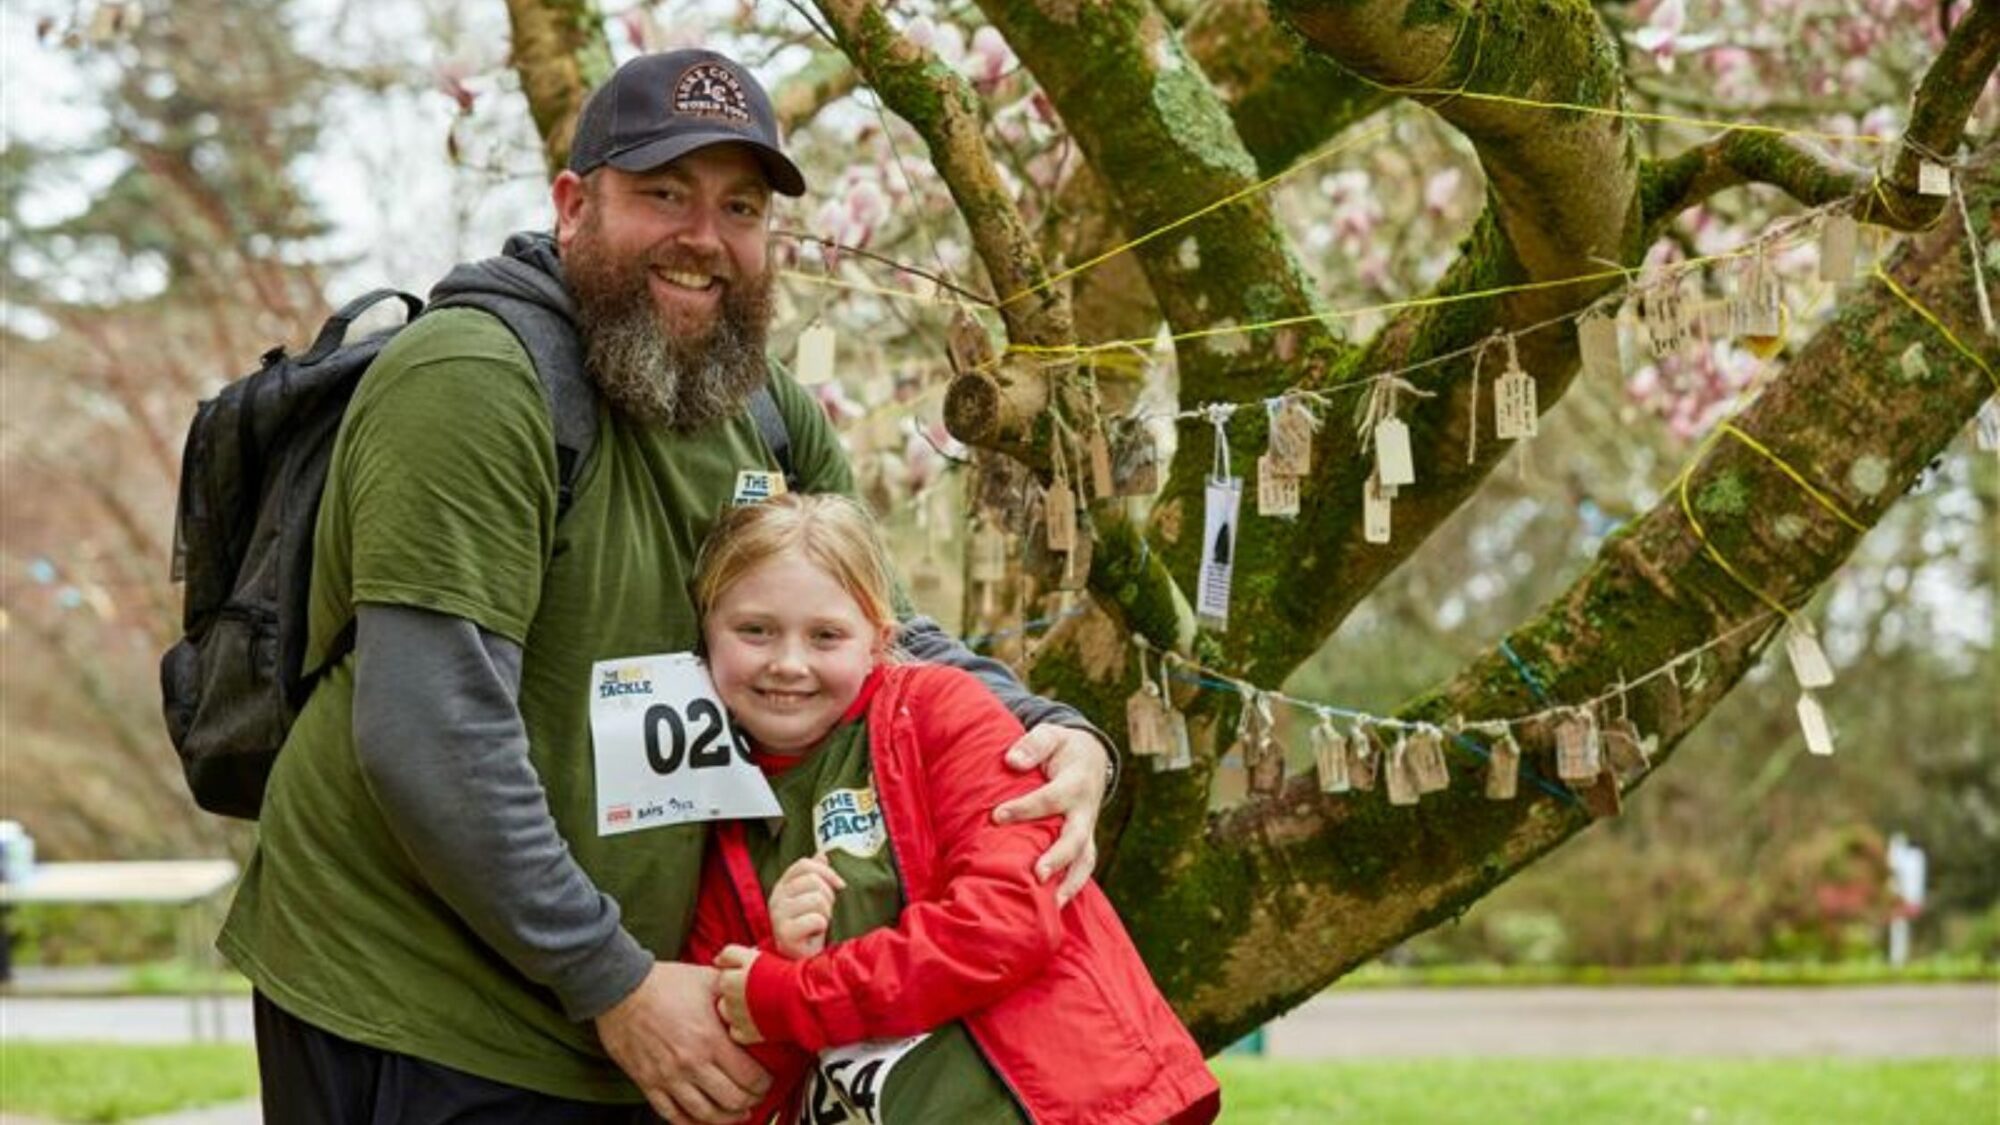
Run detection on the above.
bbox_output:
[567,49,806,196]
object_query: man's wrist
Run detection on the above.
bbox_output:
[567,930,655,1023]
[1053,719,1119,800]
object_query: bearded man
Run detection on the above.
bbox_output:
[218,49,1114,1125]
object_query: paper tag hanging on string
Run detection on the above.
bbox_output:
[1555,710,1602,782]
[1087,425,1116,500]
[1820,214,1858,284]
[1407,728,1451,794]
[1736,256,1784,339]
[1348,726,1380,792]
[1484,728,1521,800]
[1384,733,1420,806]
[1313,718,1351,794]
[1197,410,1242,630]
[1797,691,1836,755]
[1697,300,1732,343]
[1579,763,1624,819]
[1642,287,1689,356]
[1110,417,1161,497]
[970,517,1008,584]
[1784,622,1835,690]
[793,323,837,384]
[1125,680,1167,757]
[1602,717,1651,785]
[1197,476,1242,629]
[1149,655,1195,772]
[1242,691,1285,798]
[1918,160,1952,198]
[1495,335,1538,441]
[1257,455,1302,518]
[1578,311,1621,381]
[1268,397,1316,476]
[1363,471,1393,544]
[1154,699,1195,772]
[1375,415,1416,488]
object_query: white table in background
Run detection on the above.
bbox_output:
[2,859,240,1040]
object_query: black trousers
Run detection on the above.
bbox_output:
[254,992,663,1124]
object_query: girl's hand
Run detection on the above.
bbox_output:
[713,944,765,1045]
[768,853,846,959]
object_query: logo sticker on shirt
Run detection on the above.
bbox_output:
[732,469,787,505]
[813,787,885,858]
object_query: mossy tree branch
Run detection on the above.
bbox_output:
[975,0,1335,400]
[1117,147,2000,1052]
[503,0,613,177]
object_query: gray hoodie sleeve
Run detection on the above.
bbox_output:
[896,615,1120,794]
[351,602,652,1022]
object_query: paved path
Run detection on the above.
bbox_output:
[1263,984,2000,1058]
[2,995,252,1044]
[7,984,1995,1058]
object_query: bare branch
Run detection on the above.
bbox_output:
[503,0,614,177]
[1641,2,1999,236]
[773,48,860,135]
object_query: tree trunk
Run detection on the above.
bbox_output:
[499,0,2000,1054]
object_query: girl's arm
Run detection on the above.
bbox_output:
[685,840,817,1117]
[742,668,1064,1052]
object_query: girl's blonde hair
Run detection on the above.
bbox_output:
[693,493,901,646]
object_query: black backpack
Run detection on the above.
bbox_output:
[161,287,796,819]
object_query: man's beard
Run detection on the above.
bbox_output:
[566,220,774,434]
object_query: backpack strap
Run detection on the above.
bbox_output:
[302,289,425,365]
[427,292,596,519]
[747,382,797,492]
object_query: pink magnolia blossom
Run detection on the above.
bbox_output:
[1423,167,1462,218]
[1632,0,1717,74]
[966,26,1016,89]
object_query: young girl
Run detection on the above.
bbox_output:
[684,493,1218,1125]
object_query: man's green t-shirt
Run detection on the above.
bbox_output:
[217,308,853,1101]
[747,718,1024,1125]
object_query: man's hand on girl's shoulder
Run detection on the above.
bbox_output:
[994,724,1112,906]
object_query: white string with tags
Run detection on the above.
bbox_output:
[1126,612,1784,805]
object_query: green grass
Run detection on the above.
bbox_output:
[6,1048,1992,1125]
[0,1042,257,1123]
[1337,956,1998,989]
[1214,1058,2000,1124]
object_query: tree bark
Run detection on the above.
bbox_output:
[496,0,2000,1055]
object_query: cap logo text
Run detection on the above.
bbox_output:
[672,63,751,124]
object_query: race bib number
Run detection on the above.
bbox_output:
[588,653,780,836]
[794,1035,927,1125]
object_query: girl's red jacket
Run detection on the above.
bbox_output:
[687,662,1219,1125]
